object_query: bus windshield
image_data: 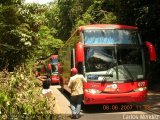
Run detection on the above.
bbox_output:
[50,59,58,74]
[84,29,140,45]
[51,58,58,63]
[84,45,145,82]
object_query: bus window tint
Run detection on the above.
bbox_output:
[116,47,144,80]
[84,29,140,45]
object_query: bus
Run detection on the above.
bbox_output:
[58,24,156,105]
[47,55,59,84]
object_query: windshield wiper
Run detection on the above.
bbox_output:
[105,74,113,77]
[122,64,135,81]
[118,60,135,80]
[114,45,134,81]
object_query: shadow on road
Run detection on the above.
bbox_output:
[51,83,60,86]
[57,88,71,101]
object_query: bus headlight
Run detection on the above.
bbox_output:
[133,87,147,92]
[85,89,101,94]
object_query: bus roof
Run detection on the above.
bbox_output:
[79,24,138,31]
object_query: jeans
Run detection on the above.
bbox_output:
[70,94,83,115]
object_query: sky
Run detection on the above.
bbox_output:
[25,0,54,4]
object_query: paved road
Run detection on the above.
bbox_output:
[51,85,71,114]
[51,85,160,120]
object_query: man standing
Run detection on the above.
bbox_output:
[33,59,51,95]
[68,68,87,119]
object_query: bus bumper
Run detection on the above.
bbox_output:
[51,76,59,84]
[83,91,147,105]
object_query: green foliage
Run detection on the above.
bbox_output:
[50,0,118,40]
[0,64,54,116]
[18,3,64,60]
[0,5,29,70]
[0,3,64,70]
[0,0,22,5]
[35,25,64,57]
[45,2,60,39]
[0,2,62,116]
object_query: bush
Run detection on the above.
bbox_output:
[0,63,55,119]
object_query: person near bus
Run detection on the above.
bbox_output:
[68,68,87,119]
[33,59,51,95]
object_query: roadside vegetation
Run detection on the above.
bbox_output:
[0,0,160,118]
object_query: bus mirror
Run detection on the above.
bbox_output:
[145,41,156,62]
[76,42,84,62]
[58,63,62,74]
[48,63,52,70]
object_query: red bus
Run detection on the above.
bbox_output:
[58,24,156,105]
[47,55,59,84]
